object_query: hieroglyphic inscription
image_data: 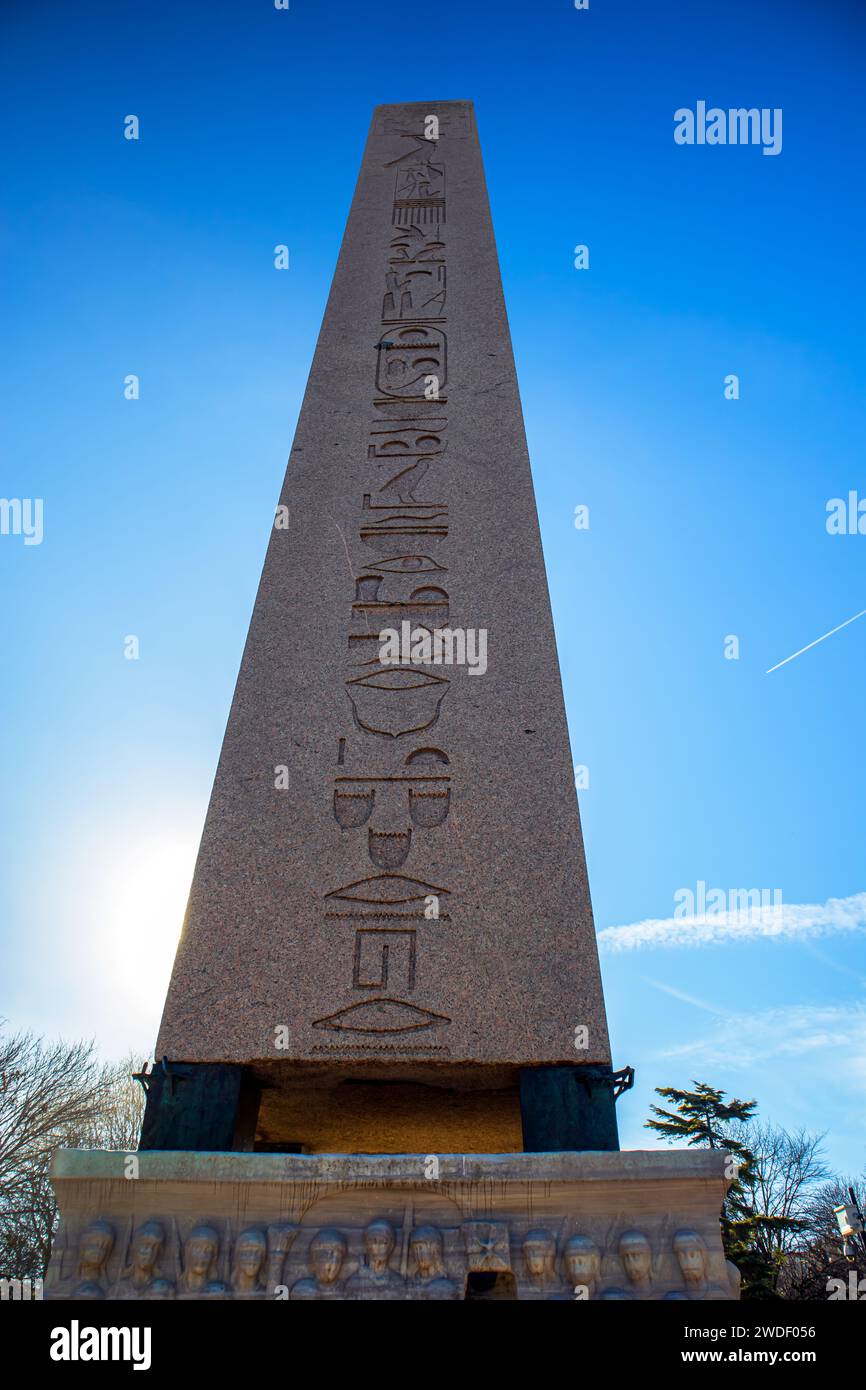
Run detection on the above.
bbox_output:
[321,112,456,1044]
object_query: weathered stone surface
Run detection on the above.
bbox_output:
[45,1149,737,1301]
[155,100,611,1079]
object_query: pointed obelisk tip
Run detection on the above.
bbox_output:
[372,99,474,112]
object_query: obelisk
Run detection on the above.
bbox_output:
[45,104,735,1303]
[148,99,615,1155]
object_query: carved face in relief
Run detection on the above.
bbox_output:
[673,1230,708,1287]
[523,1229,557,1282]
[364,1219,396,1273]
[234,1228,267,1284]
[185,1226,219,1278]
[132,1220,164,1273]
[78,1220,114,1277]
[236,1231,266,1270]
[562,1234,601,1288]
[409,1226,444,1279]
[618,1231,653,1286]
[309,1230,346,1286]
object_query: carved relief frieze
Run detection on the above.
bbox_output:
[47,1201,739,1301]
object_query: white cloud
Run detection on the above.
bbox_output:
[642,978,727,1015]
[655,1002,866,1086]
[599,891,866,952]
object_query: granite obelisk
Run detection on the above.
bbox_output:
[45,103,736,1304]
[147,99,616,1155]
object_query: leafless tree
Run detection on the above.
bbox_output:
[739,1120,830,1265]
[65,1052,147,1153]
[0,1023,147,1280]
[1,1027,103,1198]
[780,1175,866,1300]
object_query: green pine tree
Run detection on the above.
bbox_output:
[646,1081,802,1299]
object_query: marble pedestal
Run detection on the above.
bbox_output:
[45,1149,738,1301]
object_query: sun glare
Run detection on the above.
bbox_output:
[99,830,199,1014]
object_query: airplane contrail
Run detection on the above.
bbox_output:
[766,606,866,674]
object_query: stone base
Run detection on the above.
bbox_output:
[45,1149,738,1301]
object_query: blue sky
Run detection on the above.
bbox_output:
[2,0,865,1173]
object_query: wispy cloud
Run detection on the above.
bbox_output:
[655,1002,866,1079]
[599,892,866,953]
[642,978,727,1016]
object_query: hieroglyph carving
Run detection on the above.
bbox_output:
[319,134,455,1047]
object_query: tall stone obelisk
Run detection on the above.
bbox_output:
[149,99,615,1155]
[46,104,735,1303]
